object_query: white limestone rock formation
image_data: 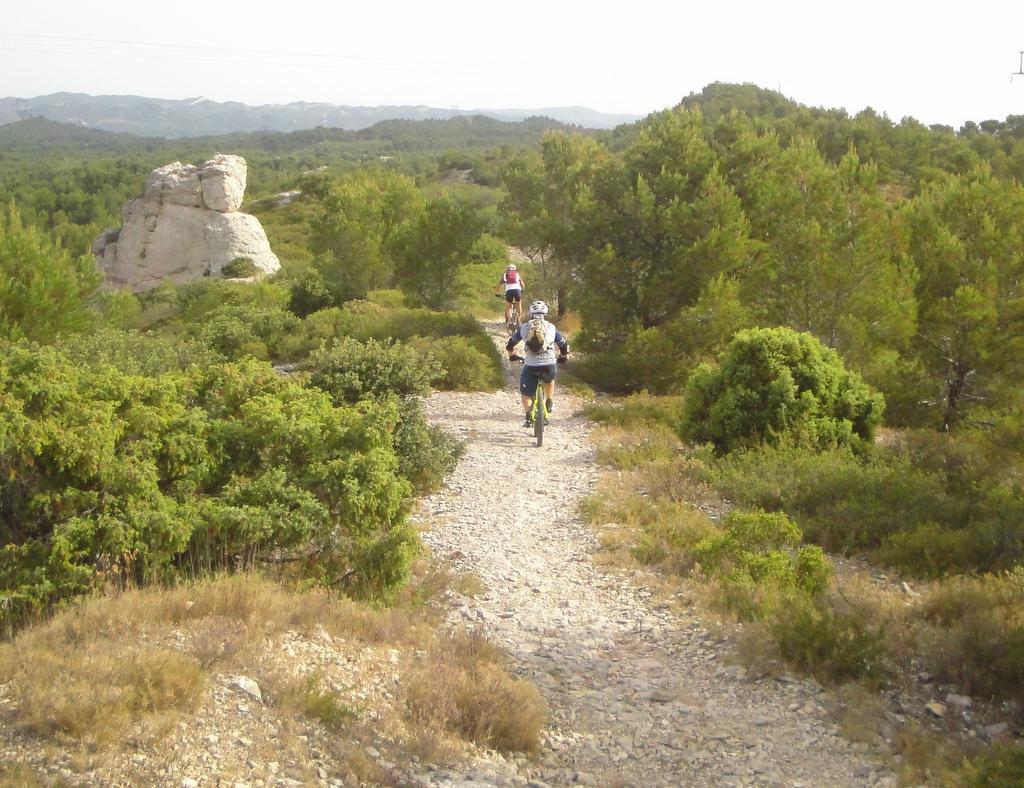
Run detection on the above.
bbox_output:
[94,154,280,291]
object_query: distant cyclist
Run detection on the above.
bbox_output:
[498,264,524,327]
[507,300,569,426]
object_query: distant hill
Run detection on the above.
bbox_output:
[0,116,161,152]
[0,92,643,137]
[0,115,574,160]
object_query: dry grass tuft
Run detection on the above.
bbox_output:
[891,722,967,786]
[343,746,387,784]
[451,572,487,598]
[0,762,49,787]
[0,641,202,744]
[273,672,358,731]
[834,684,889,746]
[594,425,680,469]
[0,573,432,751]
[404,630,547,754]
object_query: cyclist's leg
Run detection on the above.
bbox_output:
[504,291,513,324]
[543,379,555,405]
[537,366,556,421]
[519,365,536,422]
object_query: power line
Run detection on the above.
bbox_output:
[0,32,480,69]
[0,42,370,72]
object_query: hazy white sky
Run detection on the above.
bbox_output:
[4,0,1024,126]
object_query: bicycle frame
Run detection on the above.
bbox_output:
[529,377,548,447]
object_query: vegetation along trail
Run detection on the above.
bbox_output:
[411,321,893,787]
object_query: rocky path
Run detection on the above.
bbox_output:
[411,322,893,788]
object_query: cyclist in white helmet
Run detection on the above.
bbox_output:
[497,264,524,327]
[507,300,569,426]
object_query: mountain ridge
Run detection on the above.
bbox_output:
[0,91,643,137]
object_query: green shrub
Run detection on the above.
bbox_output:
[0,206,102,344]
[878,523,986,577]
[467,234,509,264]
[771,595,887,682]
[682,327,885,453]
[454,260,510,315]
[287,267,332,318]
[0,345,416,630]
[221,257,259,278]
[575,326,685,395]
[915,568,1024,700]
[137,279,291,330]
[365,289,407,309]
[712,443,960,555]
[308,337,433,403]
[393,399,464,494]
[415,335,503,391]
[191,304,302,361]
[960,745,1024,787]
[694,510,832,615]
[58,328,225,375]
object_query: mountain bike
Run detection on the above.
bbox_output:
[510,355,554,447]
[497,293,523,334]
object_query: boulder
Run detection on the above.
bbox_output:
[94,154,279,291]
[199,154,247,212]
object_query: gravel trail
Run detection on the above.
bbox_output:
[411,322,893,788]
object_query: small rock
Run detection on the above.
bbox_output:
[984,722,1009,739]
[925,701,946,719]
[182,780,199,788]
[945,693,972,709]
[229,675,263,703]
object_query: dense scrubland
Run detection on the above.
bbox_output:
[1,82,1023,781]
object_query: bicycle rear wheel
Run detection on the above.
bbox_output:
[533,384,545,447]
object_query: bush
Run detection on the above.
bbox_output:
[915,568,1024,700]
[712,443,957,550]
[682,327,885,453]
[628,501,719,575]
[0,205,102,344]
[411,335,504,391]
[575,325,684,395]
[287,267,332,318]
[221,257,259,278]
[594,424,680,469]
[191,304,302,361]
[58,328,224,375]
[137,279,291,330]
[960,745,1024,787]
[771,595,887,682]
[393,399,463,494]
[694,510,832,619]
[309,337,433,403]
[467,234,510,264]
[0,345,416,630]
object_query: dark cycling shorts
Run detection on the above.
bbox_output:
[519,364,556,396]
[505,289,522,303]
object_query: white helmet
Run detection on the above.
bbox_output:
[507,263,517,271]
[529,300,548,316]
